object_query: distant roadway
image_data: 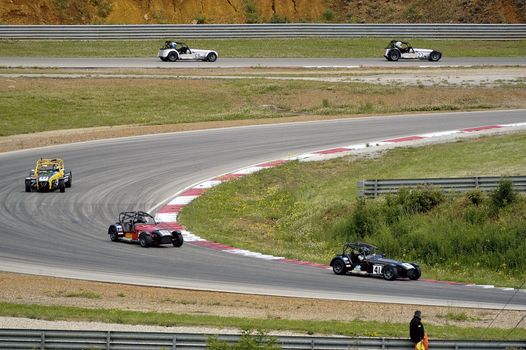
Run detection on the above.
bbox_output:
[1,57,525,68]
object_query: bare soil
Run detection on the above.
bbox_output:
[0,272,524,331]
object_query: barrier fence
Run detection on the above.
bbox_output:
[358,176,526,198]
[1,24,526,40]
[0,329,525,350]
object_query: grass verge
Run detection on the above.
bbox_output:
[0,38,525,58]
[1,77,525,136]
[179,132,526,287]
[1,302,524,340]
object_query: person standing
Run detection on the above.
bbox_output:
[410,310,427,349]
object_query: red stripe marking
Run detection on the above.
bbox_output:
[256,160,288,167]
[461,125,501,132]
[158,222,184,230]
[315,147,351,155]
[214,173,244,181]
[383,136,425,143]
[179,188,206,196]
[157,204,185,213]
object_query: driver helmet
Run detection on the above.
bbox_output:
[395,41,403,48]
[170,41,177,48]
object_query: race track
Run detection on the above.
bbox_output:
[1,110,526,309]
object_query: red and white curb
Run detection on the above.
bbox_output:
[154,122,526,287]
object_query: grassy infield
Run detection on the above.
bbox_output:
[2,38,526,340]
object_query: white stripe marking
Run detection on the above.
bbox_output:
[169,195,198,205]
[194,180,223,189]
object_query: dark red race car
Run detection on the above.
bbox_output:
[108,211,183,248]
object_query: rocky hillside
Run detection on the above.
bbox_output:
[1,0,525,25]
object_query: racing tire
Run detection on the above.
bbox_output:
[25,180,32,193]
[408,267,421,280]
[172,230,184,247]
[429,51,442,62]
[332,259,348,275]
[109,226,120,242]
[167,52,178,62]
[388,49,400,62]
[59,179,65,193]
[66,171,72,188]
[382,265,398,281]
[139,233,151,248]
[206,52,217,62]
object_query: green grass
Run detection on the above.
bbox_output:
[1,77,525,136]
[0,38,525,58]
[0,302,524,340]
[179,132,526,287]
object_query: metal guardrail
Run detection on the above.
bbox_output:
[1,329,525,350]
[359,176,526,198]
[1,24,525,40]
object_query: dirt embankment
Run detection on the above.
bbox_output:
[1,0,525,25]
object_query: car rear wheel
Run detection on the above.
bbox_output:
[25,180,32,192]
[167,52,178,62]
[382,265,398,280]
[332,259,348,275]
[388,50,400,61]
[139,233,151,248]
[172,231,184,247]
[206,52,217,62]
[408,267,421,280]
[66,171,72,188]
[429,51,442,62]
[109,226,120,242]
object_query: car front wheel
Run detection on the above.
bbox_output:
[25,180,32,192]
[332,259,348,275]
[429,51,442,62]
[408,267,421,280]
[382,265,398,280]
[206,52,217,62]
[109,226,120,242]
[172,231,184,247]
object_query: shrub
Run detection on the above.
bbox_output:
[245,1,260,24]
[322,9,334,21]
[465,188,485,206]
[394,186,444,214]
[270,13,288,23]
[348,198,378,238]
[490,179,516,209]
[207,329,280,350]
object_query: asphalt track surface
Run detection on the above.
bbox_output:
[1,110,526,309]
[1,57,525,68]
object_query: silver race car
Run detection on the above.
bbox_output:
[159,40,218,62]
[384,40,442,62]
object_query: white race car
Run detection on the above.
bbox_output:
[158,41,218,62]
[384,40,442,62]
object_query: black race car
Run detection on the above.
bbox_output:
[330,242,421,280]
[108,211,183,248]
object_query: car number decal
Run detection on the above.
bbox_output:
[402,263,414,269]
[373,265,383,274]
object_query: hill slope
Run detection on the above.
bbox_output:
[1,0,525,25]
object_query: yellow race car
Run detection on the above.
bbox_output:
[25,158,72,192]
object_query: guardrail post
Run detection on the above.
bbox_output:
[475,176,479,187]
[106,331,111,350]
[40,331,45,350]
[173,335,177,350]
[381,337,385,349]
[374,179,378,198]
[310,338,314,350]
